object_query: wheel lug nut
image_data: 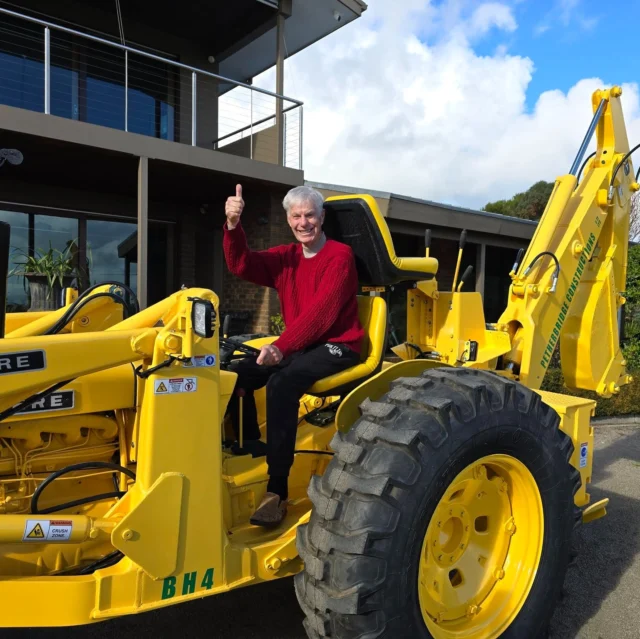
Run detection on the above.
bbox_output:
[467,604,479,617]
[474,465,487,480]
[505,518,517,535]
[494,569,505,580]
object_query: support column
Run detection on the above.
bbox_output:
[137,157,149,309]
[275,1,292,166]
[476,241,486,298]
[0,221,9,337]
[78,217,89,291]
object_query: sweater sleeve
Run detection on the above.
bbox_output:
[273,251,357,358]
[222,221,284,289]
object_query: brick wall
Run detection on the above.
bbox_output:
[220,188,291,334]
[178,213,198,287]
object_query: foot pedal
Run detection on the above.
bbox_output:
[230,439,267,458]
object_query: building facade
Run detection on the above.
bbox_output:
[1,1,537,341]
[0,0,367,326]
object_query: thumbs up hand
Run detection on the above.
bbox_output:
[225,184,244,229]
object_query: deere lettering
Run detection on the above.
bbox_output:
[162,567,214,600]
[540,233,596,369]
[0,350,46,375]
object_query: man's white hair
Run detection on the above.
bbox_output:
[283,185,324,216]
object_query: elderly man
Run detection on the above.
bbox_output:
[223,184,364,527]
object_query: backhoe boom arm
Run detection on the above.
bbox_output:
[498,87,635,397]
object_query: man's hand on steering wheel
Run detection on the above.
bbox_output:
[257,344,283,366]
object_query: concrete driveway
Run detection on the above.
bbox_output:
[9,422,640,639]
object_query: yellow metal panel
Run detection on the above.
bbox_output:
[536,389,595,507]
[111,473,185,580]
[0,578,98,627]
[5,311,50,334]
[0,329,155,406]
[3,364,135,423]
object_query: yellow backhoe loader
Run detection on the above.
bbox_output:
[0,86,636,638]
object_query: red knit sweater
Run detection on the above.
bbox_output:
[223,222,364,359]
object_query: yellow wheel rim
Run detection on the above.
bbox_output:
[418,454,543,638]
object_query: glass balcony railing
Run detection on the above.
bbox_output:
[0,6,303,170]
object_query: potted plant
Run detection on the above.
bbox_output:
[10,242,78,311]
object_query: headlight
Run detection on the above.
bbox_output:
[191,299,215,338]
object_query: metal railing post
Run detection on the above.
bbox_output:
[124,50,128,132]
[299,105,303,171]
[44,27,50,114]
[250,88,253,160]
[283,110,287,167]
[191,72,197,146]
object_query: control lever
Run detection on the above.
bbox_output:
[456,265,474,292]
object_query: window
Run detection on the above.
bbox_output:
[0,14,177,140]
[1,210,29,311]
[87,219,137,292]
[1,209,173,311]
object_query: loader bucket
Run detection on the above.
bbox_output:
[0,221,8,337]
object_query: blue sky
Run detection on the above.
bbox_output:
[470,0,640,110]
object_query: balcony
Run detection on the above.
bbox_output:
[0,6,303,170]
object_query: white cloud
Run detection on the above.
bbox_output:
[468,3,517,36]
[535,0,599,35]
[252,0,640,209]
[559,0,580,25]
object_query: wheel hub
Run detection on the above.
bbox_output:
[418,455,544,638]
[430,506,470,567]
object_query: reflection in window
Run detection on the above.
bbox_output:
[87,220,137,294]
[34,215,78,254]
[0,15,177,140]
[0,210,29,311]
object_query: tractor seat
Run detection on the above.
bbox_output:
[309,295,387,397]
[322,195,438,286]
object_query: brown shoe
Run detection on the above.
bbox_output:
[250,492,288,527]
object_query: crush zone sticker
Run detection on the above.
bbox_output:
[154,377,198,395]
[23,519,73,542]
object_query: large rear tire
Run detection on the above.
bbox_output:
[295,368,580,639]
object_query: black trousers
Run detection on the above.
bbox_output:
[227,342,360,478]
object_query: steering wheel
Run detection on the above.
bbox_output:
[219,338,261,368]
[220,339,260,357]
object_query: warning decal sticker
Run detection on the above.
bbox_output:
[182,355,216,368]
[23,519,73,542]
[154,377,198,395]
[26,523,45,539]
[579,443,588,468]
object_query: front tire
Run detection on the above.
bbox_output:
[295,368,580,639]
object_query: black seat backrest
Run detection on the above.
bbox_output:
[322,197,433,287]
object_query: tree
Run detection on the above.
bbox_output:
[630,191,640,241]
[483,181,554,220]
